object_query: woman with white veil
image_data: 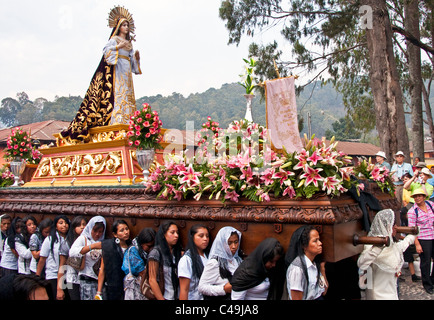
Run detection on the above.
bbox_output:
[357,209,416,300]
[69,216,106,300]
[198,226,242,300]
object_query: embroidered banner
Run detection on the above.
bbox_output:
[265,77,303,153]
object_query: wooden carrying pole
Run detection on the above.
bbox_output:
[353,235,390,246]
[395,226,419,235]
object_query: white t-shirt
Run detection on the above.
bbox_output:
[286,255,325,300]
[231,278,270,300]
[69,234,102,280]
[15,239,32,274]
[40,234,64,280]
[178,252,208,300]
[0,240,18,271]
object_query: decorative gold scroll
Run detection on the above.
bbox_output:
[55,125,128,147]
[36,151,123,178]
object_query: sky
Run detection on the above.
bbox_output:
[0,0,286,102]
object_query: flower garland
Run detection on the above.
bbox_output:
[144,117,386,203]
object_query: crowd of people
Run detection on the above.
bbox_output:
[0,150,432,301]
[0,212,329,301]
[372,150,434,296]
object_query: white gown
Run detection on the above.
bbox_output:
[103,38,142,125]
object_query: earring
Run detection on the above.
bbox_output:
[115,238,120,244]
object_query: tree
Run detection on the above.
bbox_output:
[0,97,22,126]
[219,0,411,161]
[361,0,409,161]
[325,117,362,141]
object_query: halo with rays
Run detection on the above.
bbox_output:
[107,6,135,38]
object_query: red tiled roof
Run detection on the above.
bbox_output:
[0,120,70,143]
[331,140,381,157]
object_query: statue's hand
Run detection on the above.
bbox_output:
[135,50,140,61]
[117,39,129,49]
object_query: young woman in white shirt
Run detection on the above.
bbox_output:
[0,217,22,277]
[198,226,242,300]
[15,215,37,275]
[36,215,70,300]
[57,216,87,300]
[69,215,106,300]
[147,220,182,300]
[29,218,53,276]
[285,225,328,300]
[178,224,210,300]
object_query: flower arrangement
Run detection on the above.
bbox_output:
[0,166,14,187]
[144,116,378,203]
[197,116,221,148]
[239,57,258,95]
[353,158,395,196]
[127,103,163,150]
[4,127,42,164]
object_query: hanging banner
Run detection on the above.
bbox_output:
[265,77,303,153]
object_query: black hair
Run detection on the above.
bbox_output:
[155,220,182,263]
[50,215,70,254]
[136,227,156,259]
[285,226,322,291]
[153,221,182,295]
[13,274,50,300]
[185,224,211,280]
[137,227,156,245]
[402,173,412,180]
[7,217,22,250]
[65,216,86,247]
[1,214,11,222]
[112,219,132,246]
[20,215,37,246]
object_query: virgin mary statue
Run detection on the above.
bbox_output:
[60,6,141,143]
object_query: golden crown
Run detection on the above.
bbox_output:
[108,6,135,38]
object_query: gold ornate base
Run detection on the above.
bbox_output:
[24,125,168,187]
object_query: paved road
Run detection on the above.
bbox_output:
[398,265,434,300]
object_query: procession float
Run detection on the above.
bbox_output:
[0,6,405,298]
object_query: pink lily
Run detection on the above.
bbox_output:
[260,167,275,186]
[225,190,240,202]
[322,176,340,195]
[300,166,324,187]
[307,151,323,166]
[179,164,201,187]
[240,166,254,183]
[283,186,296,198]
[272,167,295,186]
[293,149,309,171]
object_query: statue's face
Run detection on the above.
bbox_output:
[119,21,129,36]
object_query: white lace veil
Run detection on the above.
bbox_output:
[367,209,403,274]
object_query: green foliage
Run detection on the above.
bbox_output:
[0,82,347,140]
[239,57,258,94]
[325,117,362,141]
[218,0,376,134]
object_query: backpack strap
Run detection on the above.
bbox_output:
[414,201,434,223]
